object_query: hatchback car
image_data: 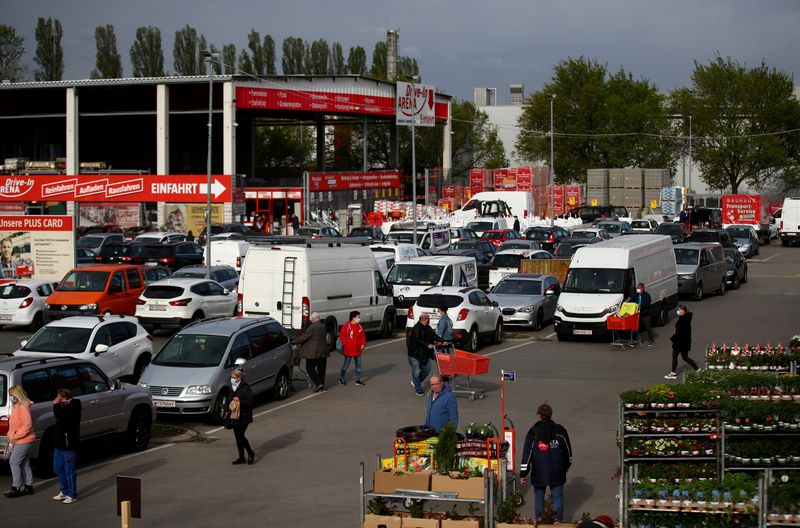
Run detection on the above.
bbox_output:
[444,249,492,290]
[76,233,125,252]
[136,278,237,329]
[449,227,479,243]
[14,315,154,382]
[0,280,56,331]
[134,231,187,244]
[570,227,611,241]
[296,226,342,238]
[723,247,748,290]
[687,228,734,248]
[137,317,294,422]
[498,239,542,251]
[171,265,240,291]
[480,229,522,248]
[348,227,386,242]
[405,286,502,352]
[488,273,560,330]
[450,239,497,260]
[93,241,147,264]
[595,220,632,238]
[524,226,570,253]
[726,225,760,258]
[140,242,204,271]
[630,219,658,233]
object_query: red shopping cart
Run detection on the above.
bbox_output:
[607,312,640,349]
[435,343,490,400]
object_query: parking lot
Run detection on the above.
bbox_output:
[1,243,798,526]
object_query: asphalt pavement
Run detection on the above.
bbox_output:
[1,243,798,526]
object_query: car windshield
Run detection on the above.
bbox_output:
[555,244,577,258]
[417,294,463,308]
[0,284,31,299]
[0,374,5,407]
[296,228,319,236]
[57,271,110,292]
[674,248,700,265]
[467,222,494,232]
[387,233,416,244]
[597,223,620,233]
[727,228,751,238]
[493,279,542,296]
[656,224,682,235]
[386,264,443,285]
[143,285,185,299]
[571,231,597,239]
[152,334,230,368]
[141,245,171,257]
[481,232,503,240]
[349,228,374,237]
[77,236,104,249]
[563,268,629,294]
[526,230,551,240]
[632,221,649,228]
[493,254,523,268]
[22,326,92,353]
[689,231,719,242]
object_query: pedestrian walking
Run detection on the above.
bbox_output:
[435,305,454,343]
[513,216,521,232]
[52,388,81,504]
[635,283,655,346]
[665,305,699,379]
[425,376,458,432]
[291,213,300,234]
[407,313,435,396]
[338,311,366,386]
[226,369,255,465]
[186,230,195,242]
[4,386,35,498]
[296,312,329,392]
[519,403,573,523]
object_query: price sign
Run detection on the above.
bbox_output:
[502,370,516,382]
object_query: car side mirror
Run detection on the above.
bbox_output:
[113,378,123,390]
[94,344,109,355]
[491,300,499,307]
[223,288,230,296]
[234,357,247,366]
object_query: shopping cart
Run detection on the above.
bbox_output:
[607,312,641,350]
[434,343,490,400]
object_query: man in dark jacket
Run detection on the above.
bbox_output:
[407,313,436,395]
[52,388,81,503]
[665,305,699,379]
[519,403,572,523]
[296,312,330,392]
[425,376,458,432]
[636,282,655,346]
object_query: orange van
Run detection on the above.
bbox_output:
[45,265,146,321]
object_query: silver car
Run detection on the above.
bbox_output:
[725,225,760,258]
[488,273,560,331]
[675,243,727,300]
[138,316,294,423]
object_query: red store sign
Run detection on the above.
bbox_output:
[308,171,401,191]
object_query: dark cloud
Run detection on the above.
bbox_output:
[5,0,799,101]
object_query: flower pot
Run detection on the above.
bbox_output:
[777,457,787,465]
[364,514,403,528]
[741,458,752,465]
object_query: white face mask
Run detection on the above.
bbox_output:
[677,310,683,317]
[9,396,16,404]
[231,378,239,389]
[636,289,643,294]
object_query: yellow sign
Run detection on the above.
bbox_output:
[568,197,576,206]
[591,199,598,206]
[163,203,224,235]
[650,199,658,209]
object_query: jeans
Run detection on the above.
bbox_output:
[339,356,361,382]
[232,424,253,460]
[9,442,34,488]
[534,484,564,522]
[408,356,431,393]
[54,448,77,498]
[671,349,699,372]
[306,357,327,387]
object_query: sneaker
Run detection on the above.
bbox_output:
[648,342,655,347]
[231,458,246,465]
[22,485,33,496]
[52,492,66,501]
[247,453,255,465]
[338,378,345,386]
[664,372,677,380]
[354,380,365,387]
[415,391,425,397]
[62,496,77,504]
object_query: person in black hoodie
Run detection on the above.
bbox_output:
[52,388,81,503]
[407,313,436,396]
[227,369,255,465]
[519,403,572,523]
[665,305,699,379]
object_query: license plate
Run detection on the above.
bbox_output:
[154,400,176,408]
[0,314,12,321]
[149,305,166,311]
[145,261,158,266]
[503,316,511,322]
[573,329,593,335]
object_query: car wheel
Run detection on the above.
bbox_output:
[126,408,152,452]
[273,368,290,400]
[131,354,151,383]
[325,321,336,351]
[465,327,479,352]
[532,309,543,331]
[210,391,228,425]
[717,279,726,296]
[381,311,395,338]
[732,275,740,289]
[187,311,204,326]
[492,320,503,345]
[693,283,703,301]
[30,312,44,332]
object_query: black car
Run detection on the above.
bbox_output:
[723,247,748,289]
[564,205,629,223]
[348,226,386,242]
[94,241,147,264]
[655,222,691,244]
[76,247,97,266]
[449,239,497,259]
[524,226,570,253]
[687,228,734,248]
[140,242,204,271]
[444,248,492,290]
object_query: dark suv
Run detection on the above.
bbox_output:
[524,226,570,253]
[348,227,386,242]
[564,205,629,224]
[140,242,204,271]
[94,242,146,264]
[687,229,734,248]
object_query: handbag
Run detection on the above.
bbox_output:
[1,443,13,461]
[228,398,241,421]
[336,323,347,355]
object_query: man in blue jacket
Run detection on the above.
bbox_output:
[519,403,572,523]
[425,376,458,432]
[636,282,655,346]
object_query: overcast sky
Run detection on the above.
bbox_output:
[5,0,800,102]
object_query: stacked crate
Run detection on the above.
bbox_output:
[644,169,672,211]
[586,169,609,206]
[660,187,684,216]
[623,168,644,218]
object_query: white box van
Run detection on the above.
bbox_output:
[386,255,478,310]
[779,197,800,246]
[554,234,678,340]
[237,239,396,344]
[386,225,451,254]
[204,240,250,272]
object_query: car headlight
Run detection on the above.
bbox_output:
[741,244,750,250]
[727,270,734,276]
[44,303,50,308]
[186,385,212,395]
[602,302,622,315]
[138,382,148,389]
[79,303,98,311]
[556,304,564,312]
[518,305,534,313]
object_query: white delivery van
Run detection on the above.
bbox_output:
[553,234,678,341]
[779,197,800,246]
[386,255,478,310]
[204,239,251,272]
[370,242,426,263]
[488,249,552,289]
[372,252,395,278]
[238,239,396,344]
[386,225,451,254]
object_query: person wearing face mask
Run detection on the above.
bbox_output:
[4,386,35,498]
[665,305,699,379]
[226,369,255,465]
[635,283,655,347]
[338,310,366,386]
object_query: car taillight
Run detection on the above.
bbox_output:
[168,298,192,306]
[146,334,153,341]
[159,258,175,263]
[302,296,310,324]
[407,306,414,319]
[549,234,556,244]
[457,308,469,321]
[235,293,243,316]
[136,298,147,305]
[236,256,242,268]
[18,297,33,309]
[95,256,102,262]
[490,264,497,270]
[0,417,7,436]
[121,256,132,262]
[780,220,783,230]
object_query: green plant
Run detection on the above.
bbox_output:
[447,505,463,520]
[578,512,593,523]
[496,491,524,523]
[407,499,425,518]
[367,497,390,516]
[434,421,458,473]
[467,503,479,517]
[620,389,646,404]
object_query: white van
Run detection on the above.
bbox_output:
[370,242,426,263]
[553,234,678,341]
[204,240,250,272]
[386,255,478,310]
[454,191,534,220]
[779,197,800,246]
[386,225,451,254]
[488,249,553,289]
[372,252,395,278]
[238,239,396,344]
[466,218,510,237]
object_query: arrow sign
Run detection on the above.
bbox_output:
[200,178,228,199]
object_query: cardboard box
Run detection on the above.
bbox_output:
[441,519,483,528]
[373,470,431,493]
[430,474,485,500]
[402,518,439,528]
[364,514,403,528]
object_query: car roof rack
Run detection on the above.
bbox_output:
[244,235,370,248]
[14,356,76,369]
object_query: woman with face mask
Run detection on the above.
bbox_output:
[338,310,366,386]
[665,305,699,379]
[4,386,36,498]
[226,369,255,465]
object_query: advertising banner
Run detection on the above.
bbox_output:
[163,204,224,235]
[516,167,532,191]
[79,203,141,227]
[396,82,437,127]
[493,168,517,190]
[565,185,582,208]
[308,171,400,192]
[469,168,487,193]
[0,216,74,281]
[722,194,765,225]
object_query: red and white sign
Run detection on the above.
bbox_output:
[395,82,436,127]
[0,215,72,231]
[308,171,400,192]
[493,168,517,190]
[722,194,766,225]
[516,167,532,191]
[469,168,487,193]
[0,175,232,203]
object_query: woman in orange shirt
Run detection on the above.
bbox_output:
[5,386,36,498]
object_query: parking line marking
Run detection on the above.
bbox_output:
[545,332,556,339]
[484,340,537,357]
[365,337,405,350]
[204,392,322,435]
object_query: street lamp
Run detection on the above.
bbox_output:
[203,50,219,279]
[549,94,556,227]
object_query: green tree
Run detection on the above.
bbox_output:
[246,30,276,75]
[197,35,208,74]
[173,25,200,75]
[347,45,366,75]
[221,44,236,74]
[33,17,63,81]
[329,42,346,74]
[516,57,675,183]
[670,56,800,193]
[397,56,419,81]
[281,36,305,74]
[263,34,276,74]
[238,49,253,74]
[307,39,330,74]
[254,125,314,169]
[370,41,387,79]
[91,25,122,78]
[130,26,165,77]
[0,25,26,82]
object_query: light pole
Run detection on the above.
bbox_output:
[203,50,219,279]
[688,114,693,192]
[549,94,556,227]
